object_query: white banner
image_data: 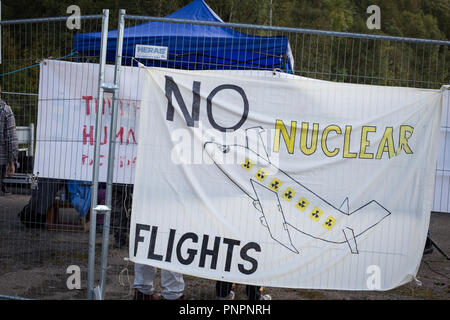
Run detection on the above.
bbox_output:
[34,60,146,183]
[130,67,443,290]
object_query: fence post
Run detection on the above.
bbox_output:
[87,8,110,300]
[98,8,126,300]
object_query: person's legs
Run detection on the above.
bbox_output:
[0,165,5,195]
[133,263,157,298]
[216,281,234,299]
[111,184,132,248]
[246,285,261,300]
[424,232,433,254]
[246,285,271,300]
[29,178,65,215]
[160,269,184,300]
[18,178,65,228]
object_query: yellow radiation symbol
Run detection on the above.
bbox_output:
[242,158,254,172]
[309,207,323,221]
[282,187,296,201]
[295,197,310,212]
[255,168,268,182]
[268,178,282,192]
[323,216,336,230]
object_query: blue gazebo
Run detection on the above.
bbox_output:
[73,0,294,72]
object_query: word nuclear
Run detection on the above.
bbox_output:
[273,120,414,159]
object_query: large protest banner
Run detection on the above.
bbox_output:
[34,60,145,183]
[129,67,443,290]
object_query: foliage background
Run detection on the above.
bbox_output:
[2,0,448,40]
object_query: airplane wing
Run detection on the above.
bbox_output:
[251,179,299,254]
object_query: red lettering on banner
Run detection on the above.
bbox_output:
[82,155,89,165]
[127,129,136,145]
[82,126,136,147]
[107,98,112,116]
[81,154,137,167]
[83,125,94,145]
[82,96,138,117]
[119,99,124,117]
[83,96,93,115]
[116,127,124,145]
[94,98,98,114]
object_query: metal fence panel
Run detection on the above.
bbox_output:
[1,10,448,300]
[122,15,449,88]
[103,14,449,300]
[0,13,108,300]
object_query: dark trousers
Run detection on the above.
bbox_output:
[110,184,133,248]
[0,165,5,193]
[29,178,66,214]
[17,178,66,228]
[216,281,262,300]
[19,177,131,247]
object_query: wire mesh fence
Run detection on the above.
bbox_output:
[102,14,449,300]
[0,14,107,299]
[0,9,448,300]
[122,15,449,88]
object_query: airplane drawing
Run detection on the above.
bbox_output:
[203,127,391,254]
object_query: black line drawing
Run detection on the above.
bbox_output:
[251,179,299,253]
[203,127,391,255]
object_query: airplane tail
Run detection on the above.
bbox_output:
[343,200,391,254]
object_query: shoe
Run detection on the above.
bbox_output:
[259,294,272,300]
[133,290,162,301]
[133,290,184,301]
[162,294,184,300]
[217,290,235,300]
[133,290,150,300]
[423,238,433,255]
[148,293,162,300]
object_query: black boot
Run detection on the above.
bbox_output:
[423,236,433,255]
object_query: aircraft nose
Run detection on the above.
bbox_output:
[221,145,230,153]
[203,142,230,156]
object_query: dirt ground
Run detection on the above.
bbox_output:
[0,194,448,300]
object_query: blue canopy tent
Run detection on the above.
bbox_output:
[73,0,294,72]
